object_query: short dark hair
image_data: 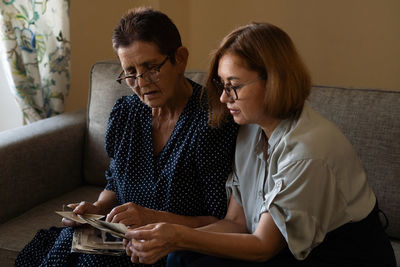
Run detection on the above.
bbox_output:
[207,23,311,127]
[112,7,182,63]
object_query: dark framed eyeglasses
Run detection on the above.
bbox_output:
[116,56,169,88]
[212,76,265,100]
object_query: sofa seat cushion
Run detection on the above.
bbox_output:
[0,185,103,266]
[392,240,400,267]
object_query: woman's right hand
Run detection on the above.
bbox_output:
[61,201,103,227]
[126,223,180,264]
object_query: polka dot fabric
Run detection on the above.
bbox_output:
[104,80,238,218]
[15,79,238,266]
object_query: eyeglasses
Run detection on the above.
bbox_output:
[116,56,169,88]
[212,76,265,100]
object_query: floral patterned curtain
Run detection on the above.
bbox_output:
[0,0,70,123]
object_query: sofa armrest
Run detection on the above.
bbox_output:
[0,110,86,223]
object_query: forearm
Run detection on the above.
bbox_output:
[175,225,278,262]
[127,205,284,263]
[196,196,248,233]
[153,210,219,228]
[197,218,248,233]
[93,190,118,214]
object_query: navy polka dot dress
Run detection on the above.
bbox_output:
[15,80,238,267]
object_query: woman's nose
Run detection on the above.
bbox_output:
[136,75,149,88]
[220,89,232,104]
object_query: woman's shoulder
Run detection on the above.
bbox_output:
[279,105,358,166]
[110,94,146,116]
[115,94,143,107]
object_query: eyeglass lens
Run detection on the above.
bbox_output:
[125,70,159,88]
[117,56,169,88]
[213,78,238,100]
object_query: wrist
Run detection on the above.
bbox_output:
[151,208,165,224]
[174,224,189,250]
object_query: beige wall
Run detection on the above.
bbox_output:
[66,0,400,112]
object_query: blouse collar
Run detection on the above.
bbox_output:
[254,111,300,160]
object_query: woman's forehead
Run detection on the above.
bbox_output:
[218,53,252,78]
[117,41,163,69]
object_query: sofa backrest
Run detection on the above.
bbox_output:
[84,60,127,187]
[85,60,399,239]
[307,86,400,239]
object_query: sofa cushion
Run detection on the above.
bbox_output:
[308,86,400,239]
[0,185,103,266]
[84,60,131,186]
[0,110,85,224]
[393,240,400,267]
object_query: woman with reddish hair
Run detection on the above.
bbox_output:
[125,22,396,267]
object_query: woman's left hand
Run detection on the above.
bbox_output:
[125,223,178,264]
[106,202,154,227]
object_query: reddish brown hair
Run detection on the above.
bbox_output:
[207,23,311,127]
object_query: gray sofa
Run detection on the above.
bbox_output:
[0,60,398,266]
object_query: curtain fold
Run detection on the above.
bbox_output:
[0,0,70,123]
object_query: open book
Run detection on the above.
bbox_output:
[56,211,129,255]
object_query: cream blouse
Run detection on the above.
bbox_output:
[226,104,376,260]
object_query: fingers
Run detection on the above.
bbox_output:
[67,203,79,210]
[62,204,81,227]
[129,246,147,264]
[125,224,171,265]
[110,211,131,224]
[71,201,92,214]
[61,218,81,227]
[107,202,140,226]
[106,204,124,222]
[125,226,155,241]
[130,238,155,252]
[125,240,132,256]
[127,241,140,263]
[128,244,167,265]
[106,203,132,223]
[128,231,161,253]
[130,253,140,264]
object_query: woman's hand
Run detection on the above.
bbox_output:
[61,201,103,227]
[125,223,179,264]
[106,202,155,227]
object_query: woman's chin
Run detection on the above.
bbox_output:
[143,98,164,108]
[232,116,247,125]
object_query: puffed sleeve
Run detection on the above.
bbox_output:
[104,97,126,192]
[196,121,238,219]
[260,159,346,260]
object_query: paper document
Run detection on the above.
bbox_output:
[55,211,128,255]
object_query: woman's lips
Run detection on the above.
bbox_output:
[143,91,158,98]
[228,108,240,115]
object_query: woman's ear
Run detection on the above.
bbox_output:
[174,46,189,73]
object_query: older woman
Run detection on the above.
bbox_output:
[15,8,237,267]
[124,23,396,267]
